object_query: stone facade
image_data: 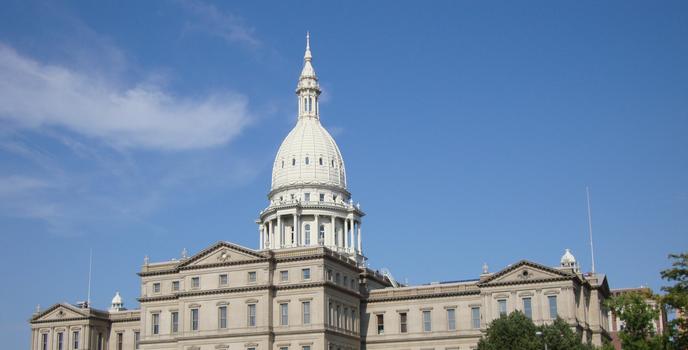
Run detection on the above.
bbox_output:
[29,35,612,350]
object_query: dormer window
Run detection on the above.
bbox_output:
[319,157,323,166]
[331,160,335,167]
[281,160,284,168]
[305,157,309,165]
[292,158,296,166]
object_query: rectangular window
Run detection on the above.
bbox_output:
[248,271,257,283]
[423,310,432,332]
[248,304,257,327]
[280,270,289,282]
[471,307,481,329]
[447,308,456,330]
[319,193,325,202]
[191,308,199,331]
[303,346,311,350]
[41,333,48,350]
[498,299,507,316]
[304,193,310,202]
[523,297,532,319]
[327,269,333,281]
[219,274,228,286]
[191,277,200,289]
[134,331,140,350]
[171,311,179,333]
[399,312,408,333]
[548,295,558,319]
[218,306,228,329]
[152,313,160,334]
[279,347,288,350]
[57,332,63,350]
[153,282,160,293]
[97,333,103,350]
[376,314,384,334]
[280,303,289,325]
[72,331,79,350]
[172,280,180,291]
[302,268,311,280]
[116,333,123,350]
[302,301,311,324]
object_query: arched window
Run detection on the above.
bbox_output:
[319,157,323,166]
[292,158,296,166]
[305,157,309,165]
[304,224,311,245]
[308,97,313,112]
[318,225,325,245]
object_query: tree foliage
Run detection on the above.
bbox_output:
[606,290,661,350]
[660,252,688,349]
[477,311,596,350]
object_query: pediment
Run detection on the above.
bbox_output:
[480,260,573,286]
[32,304,87,322]
[179,241,265,268]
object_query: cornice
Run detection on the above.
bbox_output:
[268,183,350,199]
[138,281,361,303]
[364,289,480,303]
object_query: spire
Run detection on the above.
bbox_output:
[304,31,312,61]
[297,32,320,120]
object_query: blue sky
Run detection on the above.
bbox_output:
[1,0,687,346]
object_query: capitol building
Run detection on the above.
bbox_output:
[29,35,612,350]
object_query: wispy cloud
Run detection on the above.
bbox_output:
[179,0,261,49]
[0,44,252,150]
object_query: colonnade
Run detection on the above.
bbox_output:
[259,213,362,254]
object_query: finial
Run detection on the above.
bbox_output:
[482,262,489,274]
[144,255,149,265]
[181,248,188,259]
[35,304,41,314]
[304,31,312,61]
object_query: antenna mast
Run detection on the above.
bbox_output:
[586,186,596,274]
[87,249,93,307]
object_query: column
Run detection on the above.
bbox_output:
[344,218,349,251]
[269,220,274,249]
[84,325,90,350]
[259,225,263,249]
[331,215,336,249]
[316,214,321,245]
[293,213,298,247]
[277,215,282,248]
[357,220,362,254]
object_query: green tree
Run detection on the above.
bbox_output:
[477,311,539,350]
[477,311,598,350]
[660,252,688,349]
[606,291,662,350]
[540,318,594,350]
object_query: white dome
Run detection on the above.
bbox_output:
[111,291,122,305]
[271,117,346,192]
[561,249,576,265]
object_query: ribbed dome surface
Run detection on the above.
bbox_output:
[271,117,346,191]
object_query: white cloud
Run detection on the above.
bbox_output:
[0,175,51,196]
[179,0,261,48]
[0,44,252,150]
